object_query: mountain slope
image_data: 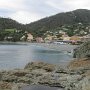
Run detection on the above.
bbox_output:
[0,17,25,31]
[0,9,90,37]
[26,9,90,36]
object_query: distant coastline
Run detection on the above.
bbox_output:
[0,41,78,52]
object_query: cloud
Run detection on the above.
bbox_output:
[0,0,58,23]
[0,0,25,11]
[10,11,44,24]
[46,0,90,12]
[0,0,90,24]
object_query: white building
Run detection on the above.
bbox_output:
[27,33,33,42]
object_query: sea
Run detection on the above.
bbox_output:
[0,42,74,70]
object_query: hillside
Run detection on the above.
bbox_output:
[0,9,90,37]
[27,9,90,29]
[26,9,90,36]
[0,17,25,31]
[0,18,28,41]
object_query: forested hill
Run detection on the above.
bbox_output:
[26,9,90,31]
[0,17,25,31]
[0,9,90,37]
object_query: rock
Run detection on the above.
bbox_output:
[30,69,45,77]
[0,82,12,90]
[25,62,55,72]
[55,66,68,74]
[17,77,33,84]
[71,76,90,90]
[12,84,19,90]
[68,58,90,70]
[0,61,89,90]
[12,70,28,77]
[2,74,18,82]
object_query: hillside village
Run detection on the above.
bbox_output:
[0,9,90,44]
[0,22,90,45]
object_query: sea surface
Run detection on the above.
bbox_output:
[0,43,74,70]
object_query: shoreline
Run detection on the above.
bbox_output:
[0,42,78,52]
[0,42,77,70]
[0,42,89,90]
[30,43,78,52]
[0,58,90,90]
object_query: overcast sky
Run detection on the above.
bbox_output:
[0,0,90,24]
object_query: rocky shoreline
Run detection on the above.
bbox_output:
[0,58,90,90]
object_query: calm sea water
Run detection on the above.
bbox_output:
[0,43,73,70]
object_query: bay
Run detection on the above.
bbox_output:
[0,43,74,70]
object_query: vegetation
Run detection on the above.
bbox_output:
[0,28,26,41]
[26,9,90,36]
[0,9,90,40]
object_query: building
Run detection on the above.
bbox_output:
[36,37,44,43]
[27,33,33,42]
[62,34,70,41]
[44,35,53,42]
[70,36,81,42]
[61,34,70,41]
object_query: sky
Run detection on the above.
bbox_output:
[0,0,90,24]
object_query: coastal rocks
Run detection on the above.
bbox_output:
[64,58,90,90]
[12,70,29,77]
[0,81,12,90]
[55,66,68,74]
[17,77,33,84]
[0,60,90,90]
[38,73,84,89]
[2,74,18,82]
[0,82,28,90]
[67,58,90,75]
[68,58,90,70]
[1,69,31,83]
[66,76,90,90]
[25,62,55,72]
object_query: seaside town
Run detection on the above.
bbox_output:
[0,25,90,45]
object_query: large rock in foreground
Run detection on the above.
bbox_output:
[25,62,55,72]
[0,60,90,90]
